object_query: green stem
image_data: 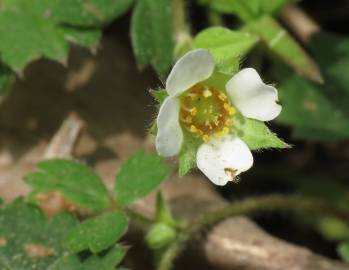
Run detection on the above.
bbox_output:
[157,194,349,270]
[172,0,192,58]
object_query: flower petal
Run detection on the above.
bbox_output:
[196,136,253,186]
[156,96,183,157]
[166,49,215,96]
[226,68,281,121]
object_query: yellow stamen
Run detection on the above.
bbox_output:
[222,127,229,135]
[218,93,227,101]
[190,107,198,116]
[203,89,212,98]
[190,125,198,133]
[225,119,233,126]
[224,103,236,115]
[181,115,192,123]
[203,134,210,143]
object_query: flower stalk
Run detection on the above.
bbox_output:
[157,194,349,270]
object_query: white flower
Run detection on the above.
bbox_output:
[156,49,281,186]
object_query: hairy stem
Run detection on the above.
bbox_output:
[157,194,349,270]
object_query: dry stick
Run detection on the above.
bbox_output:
[44,113,85,160]
[279,4,321,44]
[158,195,349,270]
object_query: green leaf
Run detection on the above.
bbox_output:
[232,115,289,150]
[208,0,292,21]
[274,66,349,141]
[0,0,110,72]
[114,150,171,207]
[64,212,128,253]
[0,63,13,97]
[50,0,134,27]
[25,159,111,212]
[245,16,323,83]
[131,0,174,75]
[0,199,78,270]
[271,32,349,141]
[193,27,258,74]
[51,245,126,270]
[338,242,349,263]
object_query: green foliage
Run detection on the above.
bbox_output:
[146,223,177,250]
[50,0,133,27]
[208,0,292,21]
[338,242,349,263]
[193,27,258,73]
[114,150,171,207]
[150,89,169,104]
[178,132,201,176]
[274,33,349,141]
[25,159,111,212]
[131,0,174,75]
[51,246,126,270]
[232,115,289,150]
[0,199,77,270]
[245,16,323,83]
[64,212,128,253]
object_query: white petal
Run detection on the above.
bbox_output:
[196,136,253,186]
[226,68,281,121]
[166,49,215,96]
[156,96,183,157]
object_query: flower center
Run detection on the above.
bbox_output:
[179,84,236,142]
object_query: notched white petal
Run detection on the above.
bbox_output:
[156,97,183,157]
[196,136,253,186]
[226,68,281,121]
[166,49,215,97]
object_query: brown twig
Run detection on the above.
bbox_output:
[279,4,321,44]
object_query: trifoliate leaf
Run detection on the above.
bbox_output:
[232,115,289,150]
[193,27,258,74]
[131,0,174,75]
[245,16,323,83]
[114,150,171,207]
[0,0,116,72]
[64,212,128,253]
[0,199,77,270]
[25,159,111,212]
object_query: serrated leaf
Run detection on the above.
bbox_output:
[193,27,258,73]
[0,0,111,72]
[50,0,134,27]
[25,159,111,212]
[51,245,126,270]
[232,115,289,150]
[131,0,174,75]
[208,0,292,21]
[245,16,323,83]
[114,150,171,207]
[64,212,128,253]
[0,200,78,270]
